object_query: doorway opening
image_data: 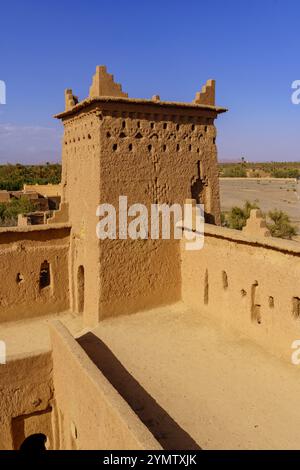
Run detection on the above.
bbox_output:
[19,433,47,451]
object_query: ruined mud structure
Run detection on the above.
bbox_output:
[1,67,300,450]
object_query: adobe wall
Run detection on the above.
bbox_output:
[59,100,222,323]
[181,224,300,362]
[23,184,62,197]
[99,102,220,222]
[0,352,54,450]
[98,103,219,318]
[0,225,70,322]
[55,66,226,324]
[60,109,101,326]
[50,321,161,450]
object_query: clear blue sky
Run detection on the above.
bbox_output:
[0,0,299,163]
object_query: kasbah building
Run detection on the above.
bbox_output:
[1,66,300,450]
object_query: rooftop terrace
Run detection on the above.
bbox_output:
[5,302,300,449]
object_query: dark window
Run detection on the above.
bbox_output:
[16,273,24,284]
[292,297,300,319]
[77,265,85,314]
[39,261,50,289]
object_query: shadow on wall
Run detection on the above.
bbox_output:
[77,333,201,451]
[190,163,215,224]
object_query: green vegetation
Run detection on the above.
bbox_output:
[266,209,298,239]
[222,201,298,239]
[270,168,300,178]
[0,163,61,191]
[219,161,300,178]
[222,201,259,230]
[0,197,36,226]
[221,166,247,177]
[0,164,61,226]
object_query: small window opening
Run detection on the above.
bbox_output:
[222,271,228,290]
[292,297,300,319]
[16,273,24,284]
[39,261,50,289]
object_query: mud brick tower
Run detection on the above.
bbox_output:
[53,66,226,325]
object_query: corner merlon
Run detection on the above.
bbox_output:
[242,209,271,238]
[65,89,79,111]
[193,79,215,106]
[89,65,128,98]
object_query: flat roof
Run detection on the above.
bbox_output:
[1,312,84,359]
[82,302,300,450]
[4,302,300,448]
[55,96,227,119]
[0,222,71,235]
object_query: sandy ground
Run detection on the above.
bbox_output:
[0,312,84,358]
[4,303,300,449]
[88,302,300,450]
[220,178,300,231]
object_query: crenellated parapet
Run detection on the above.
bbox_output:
[89,65,128,98]
[193,79,215,106]
[242,209,271,238]
[55,66,226,324]
[65,89,79,111]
